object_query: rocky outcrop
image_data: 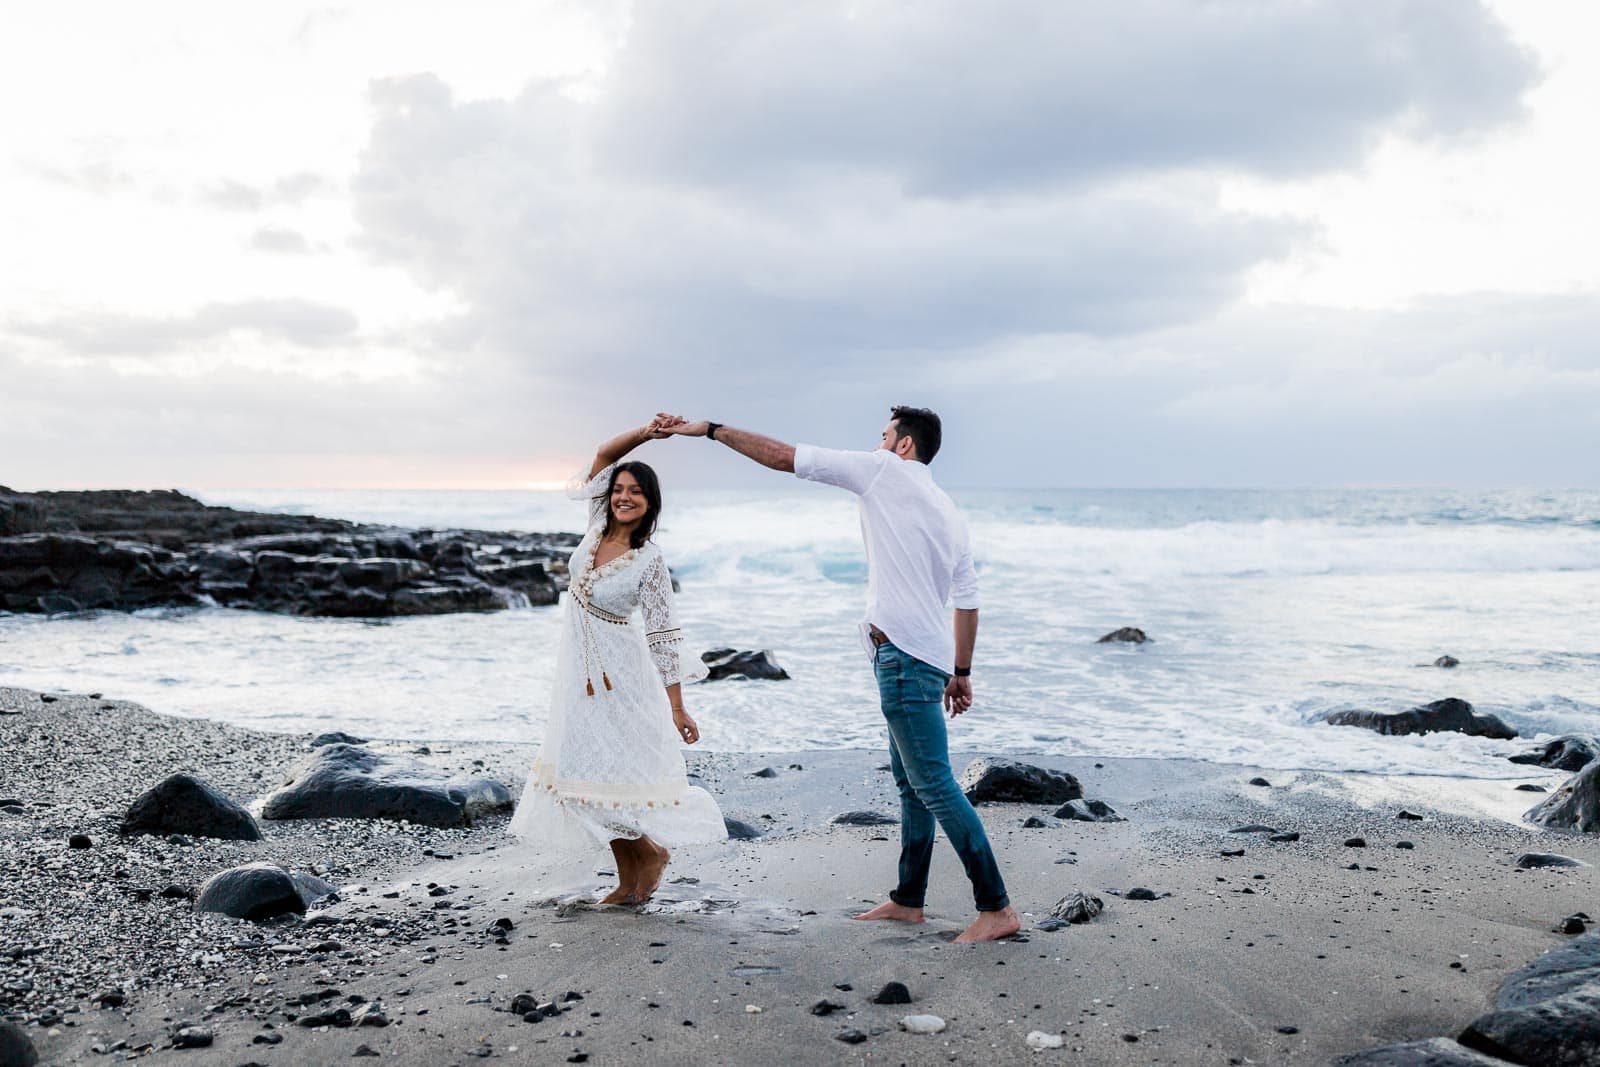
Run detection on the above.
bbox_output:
[700,649,791,681]
[1524,762,1600,832]
[259,743,513,828]
[120,773,261,841]
[0,487,575,616]
[193,862,336,921]
[1457,931,1600,1066]
[1055,798,1125,823]
[1510,735,1600,773]
[1333,1038,1515,1065]
[959,757,1082,804]
[1324,698,1517,740]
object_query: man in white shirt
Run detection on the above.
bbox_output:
[658,406,1019,944]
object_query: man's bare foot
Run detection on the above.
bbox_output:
[633,840,671,902]
[852,900,926,923]
[599,884,636,906]
[952,905,1021,944]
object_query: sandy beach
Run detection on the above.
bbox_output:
[3,684,1597,1066]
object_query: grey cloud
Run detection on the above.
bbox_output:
[250,225,315,254]
[200,172,333,212]
[593,0,1537,194]
[13,299,359,356]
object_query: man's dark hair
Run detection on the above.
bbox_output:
[602,461,662,549]
[889,405,941,464]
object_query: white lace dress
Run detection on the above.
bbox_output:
[507,464,726,854]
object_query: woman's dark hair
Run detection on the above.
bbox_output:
[889,405,942,463]
[602,461,662,549]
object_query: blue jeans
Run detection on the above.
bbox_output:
[874,641,1009,913]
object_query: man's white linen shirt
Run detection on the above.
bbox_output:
[793,444,979,675]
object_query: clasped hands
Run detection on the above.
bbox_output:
[645,414,707,439]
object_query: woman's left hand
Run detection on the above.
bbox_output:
[672,705,700,745]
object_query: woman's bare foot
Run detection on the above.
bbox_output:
[952,905,1021,943]
[633,839,671,902]
[599,884,636,905]
[852,900,926,923]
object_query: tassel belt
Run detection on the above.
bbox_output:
[572,588,626,696]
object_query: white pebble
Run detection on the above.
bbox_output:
[744,1004,762,1014]
[900,1014,946,1034]
[1026,1030,1065,1050]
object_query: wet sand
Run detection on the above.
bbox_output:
[3,685,1596,1065]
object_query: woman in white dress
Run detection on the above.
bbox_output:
[508,420,727,903]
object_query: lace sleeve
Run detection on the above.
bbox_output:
[640,549,707,686]
[568,464,616,531]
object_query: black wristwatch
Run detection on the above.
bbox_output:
[954,666,971,677]
[705,421,723,442]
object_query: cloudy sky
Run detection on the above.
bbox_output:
[3,0,1597,490]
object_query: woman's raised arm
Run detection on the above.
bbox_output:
[587,420,671,480]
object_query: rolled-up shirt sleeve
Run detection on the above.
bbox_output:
[793,444,887,496]
[951,540,980,610]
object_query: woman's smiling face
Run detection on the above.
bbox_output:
[609,470,648,526]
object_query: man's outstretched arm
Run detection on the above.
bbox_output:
[659,417,796,473]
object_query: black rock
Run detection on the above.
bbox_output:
[836,1029,868,1044]
[1510,735,1600,773]
[1396,841,1415,850]
[1489,930,1600,1009]
[1230,824,1278,834]
[509,993,538,1015]
[1050,892,1104,924]
[95,990,126,1008]
[172,1026,213,1049]
[193,863,332,921]
[1269,832,1301,843]
[1332,1037,1509,1065]
[1559,917,1587,935]
[1021,815,1057,829]
[830,811,898,827]
[1524,762,1600,832]
[871,981,912,1005]
[747,767,779,779]
[0,1021,38,1067]
[1323,698,1517,740]
[1125,887,1158,901]
[1220,848,1245,857]
[1345,837,1368,848]
[1397,810,1425,820]
[1248,777,1272,787]
[1514,853,1589,870]
[1434,655,1460,669]
[159,884,193,899]
[700,649,790,681]
[959,757,1081,805]
[1054,798,1124,823]
[120,773,262,841]
[1460,981,1600,1065]
[724,817,762,840]
[297,1008,353,1028]
[1096,627,1148,644]
[68,833,92,849]
[252,1032,283,1045]
[259,743,512,828]
[310,731,368,748]
[1516,784,1549,793]
[810,1000,845,1016]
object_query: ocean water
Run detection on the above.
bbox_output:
[2,487,1597,778]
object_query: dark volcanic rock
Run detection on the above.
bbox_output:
[959,757,1082,805]
[0,1020,39,1067]
[1510,735,1600,773]
[120,773,262,841]
[700,649,790,681]
[1434,655,1460,669]
[871,981,912,1005]
[194,863,328,921]
[1450,930,1600,1067]
[1514,853,1589,870]
[1525,762,1600,832]
[259,744,512,828]
[1332,1037,1511,1065]
[1323,698,1516,740]
[310,731,368,748]
[1054,798,1124,823]
[1096,627,1148,644]
[0,487,571,617]
[829,811,898,827]
[723,817,762,840]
